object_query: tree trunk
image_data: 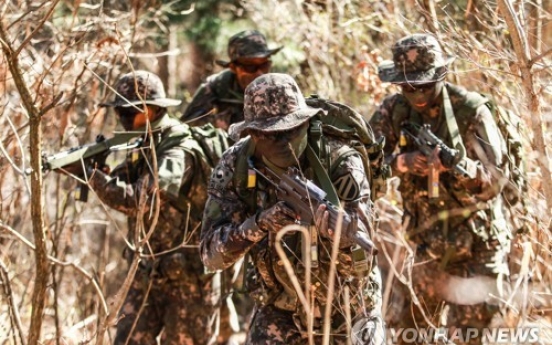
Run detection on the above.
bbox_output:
[1,15,48,345]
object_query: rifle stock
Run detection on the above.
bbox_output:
[256,166,377,255]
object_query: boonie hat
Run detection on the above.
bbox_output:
[229,73,323,139]
[378,33,455,85]
[100,70,181,108]
[216,30,282,67]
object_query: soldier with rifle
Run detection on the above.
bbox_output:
[50,70,229,345]
[369,34,513,345]
[181,30,282,130]
[200,73,384,345]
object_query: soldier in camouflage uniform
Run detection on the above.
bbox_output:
[88,71,222,345]
[369,34,512,344]
[200,73,385,345]
[181,30,282,130]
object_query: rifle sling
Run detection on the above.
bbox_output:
[306,144,341,208]
[442,86,467,160]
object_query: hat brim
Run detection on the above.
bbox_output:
[229,106,323,140]
[216,46,284,67]
[378,56,455,84]
[99,98,182,108]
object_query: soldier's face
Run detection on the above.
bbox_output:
[230,57,272,90]
[116,105,161,131]
[250,123,309,169]
[400,81,444,114]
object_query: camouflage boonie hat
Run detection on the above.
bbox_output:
[378,33,455,84]
[216,30,283,67]
[100,70,181,108]
[229,73,324,138]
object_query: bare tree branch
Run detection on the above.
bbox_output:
[0,13,48,345]
[497,0,552,212]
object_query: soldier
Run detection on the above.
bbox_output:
[181,30,282,130]
[369,34,512,344]
[87,70,225,345]
[200,73,384,345]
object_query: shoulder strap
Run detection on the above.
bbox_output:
[306,144,341,207]
[442,86,467,160]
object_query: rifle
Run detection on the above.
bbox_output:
[402,123,470,177]
[42,132,144,201]
[251,165,377,256]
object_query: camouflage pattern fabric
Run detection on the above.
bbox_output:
[377,33,455,85]
[230,73,322,138]
[369,83,512,345]
[200,136,384,344]
[114,268,218,345]
[216,30,282,67]
[181,70,245,128]
[89,114,220,345]
[100,70,181,108]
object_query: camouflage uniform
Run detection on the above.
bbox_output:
[90,71,220,345]
[201,73,384,345]
[181,30,282,129]
[369,34,512,344]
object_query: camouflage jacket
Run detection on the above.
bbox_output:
[369,83,512,276]
[200,137,382,328]
[181,69,244,129]
[89,114,213,265]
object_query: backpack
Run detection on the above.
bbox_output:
[482,96,528,208]
[305,95,390,201]
[188,123,231,169]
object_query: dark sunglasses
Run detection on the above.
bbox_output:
[115,107,144,117]
[400,83,436,94]
[235,61,272,74]
[250,124,306,142]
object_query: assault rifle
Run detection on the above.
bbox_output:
[252,165,377,255]
[43,132,144,201]
[402,123,470,178]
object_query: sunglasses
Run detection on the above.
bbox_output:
[115,107,144,117]
[250,124,306,142]
[235,61,272,74]
[400,83,436,94]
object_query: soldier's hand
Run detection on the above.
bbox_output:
[315,204,331,238]
[395,151,428,176]
[257,201,297,233]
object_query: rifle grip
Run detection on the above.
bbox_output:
[75,184,89,202]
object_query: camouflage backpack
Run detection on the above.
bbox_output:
[481,96,527,207]
[305,95,390,201]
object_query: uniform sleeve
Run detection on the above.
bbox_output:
[454,104,508,202]
[88,144,192,215]
[200,146,267,271]
[181,81,217,126]
[368,95,400,163]
[330,150,374,248]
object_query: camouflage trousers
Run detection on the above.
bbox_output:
[218,259,255,344]
[245,304,385,345]
[114,265,219,345]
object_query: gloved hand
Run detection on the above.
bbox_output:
[257,201,297,233]
[315,204,357,247]
[394,151,429,176]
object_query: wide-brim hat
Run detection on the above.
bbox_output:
[229,73,324,139]
[99,70,181,108]
[378,33,455,85]
[216,30,283,68]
